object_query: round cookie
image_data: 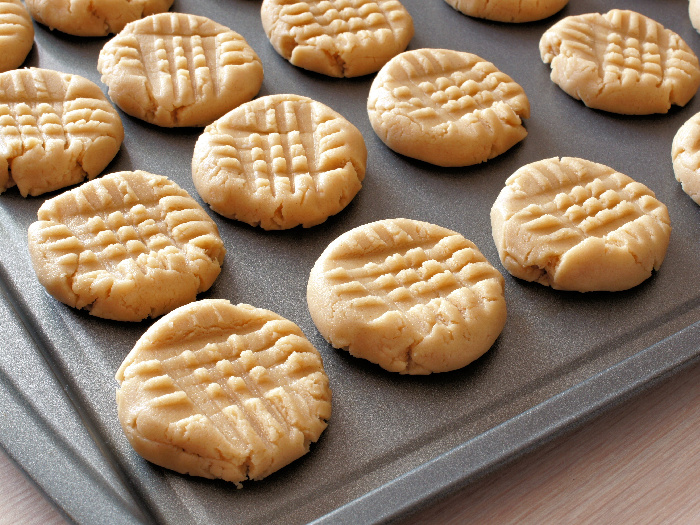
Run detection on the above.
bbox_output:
[691,0,700,35]
[671,111,700,205]
[261,0,414,78]
[97,13,264,127]
[115,299,332,486]
[444,0,568,23]
[491,157,672,292]
[367,48,530,167]
[307,218,507,375]
[0,68,124,197]
[192,94,367,230]
[540,9,700,115]
[0,0,33,71]
[24,0,173,37]
[27,170,226,321]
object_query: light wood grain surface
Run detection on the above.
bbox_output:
[1,360,699,525]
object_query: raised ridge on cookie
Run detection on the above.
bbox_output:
[98,12,263,127]
[116,299,331,486]
[367,48,530,167]
[491,157,672,291]
[261,0,414,77]
[540,9,700,114]
[0,0,34,71]
[0,68,124,197]
[27,170,226,321]
[307,218,507,374]
[192,94,366,230]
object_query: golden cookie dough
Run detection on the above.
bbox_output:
[192,94,367,230]
[444,0,568,23]
[116,299,332,486]
[691,0,700,35]
[0,0,33,71]
[27,170,226,321]
[307,218,507,375]
[540,9,700,115]
[97,12,264,127]
[25,0,173,37]
[491,157,672,292]
[671,111,700,205]
[367,48,530,167]
[261,0,414,78]
[0,68,124,197]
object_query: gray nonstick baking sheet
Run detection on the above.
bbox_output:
[1,0,699,523]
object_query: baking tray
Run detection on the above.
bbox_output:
[1,0,699,523]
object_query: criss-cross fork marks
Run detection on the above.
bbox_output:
[278,0,407,42]
[379,50,528,129]
[129,316,327,461]
[137,33,220,107]
[507,159,669,255]
[33,174,220,280]
[109,14,258,108]
[0,0,32,42]
[0,69,120,158]
[324,224,502,336]
[207,98,352,199]
[550,10,696,87]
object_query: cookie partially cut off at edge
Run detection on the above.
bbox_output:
[27,170,225,321]
[367,48,530,167]
[97,12,264,127]
[690,0,700,35]
[0,68,124,197]
[671,111,700,205]
[0,0,34,71]
[192,94,367,230]
[24,0,173,36]
[307,218,507,375]
[491,157,672,292]
[261,0,414,77]
[539,9,700,115]
[116,299,332,486]
[444,0,569,23]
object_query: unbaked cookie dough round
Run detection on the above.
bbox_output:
[672,111,700,205]
[0,68,124,197]
[691,0,700,35]
[307,218,507,375]
[540,9,700,114]
[367,48,530,167]
[98,12,264,127]
[27,170,226,321]
[261,0,414,78]
[116,299,332,486]
[25,0,173,36]
[192,94,367,230]
[491,157,672,292]
[444,0,568,23]
[0,0,33,71]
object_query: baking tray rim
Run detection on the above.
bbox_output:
[314,320,700,524]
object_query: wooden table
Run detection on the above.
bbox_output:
[2,360,699,524]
